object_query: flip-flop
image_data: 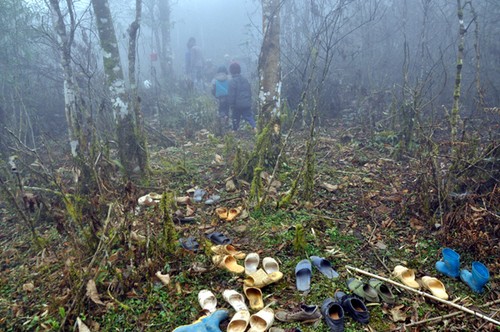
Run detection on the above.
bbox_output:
[206,231,232,245]
[243,285,264,310]
[215,207,229,220]
[213,255,245,274]
[422,276,448,299]
[347,278,379,302]
[295,259,312,292]
[245,253,260,275]
[262,257,279,274]
[249,307,274,332]
[310,256,339,279]
[211,244,246,259]
[223,289,248,312]
[226,207,242,221]
[393,265,420,289]
[227,309,250,332]
[198,289,217,313]
[179,237,199,252]
[244,269,283,288]
[369,278,396,304]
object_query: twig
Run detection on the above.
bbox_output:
[391,311,464,330]
[345,265,500,326]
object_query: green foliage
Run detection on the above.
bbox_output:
[292,224,307,255]
[158,192,178,256]
[249,166,263,206]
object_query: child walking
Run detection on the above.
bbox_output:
[227,62,256,132]
[211,66,230,130]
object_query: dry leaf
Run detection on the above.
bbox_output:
[375,241,387,250]
[22,282,34,292]
[86,279,105,305]
[175,196,190,205]
[226,179,236,192]
[130,231,145,242]
[321,182,338,192]
[214,154,224,164]
[77,317,91,332]
[185,205,195,217]
[390,304,407,322]
[155,272,170,286]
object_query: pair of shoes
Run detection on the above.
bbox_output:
[295,257,339,292]
[393,265,449,300]
[173,309,229,332]
[216,206,242,221]
[244,268,283,289]
[435,248,490,293]
[321,291,370,331]
[245,254,279,275]
[212,245,247,274]
[226,304,274,332]
[347,278,395,304]
[275,304,322,324]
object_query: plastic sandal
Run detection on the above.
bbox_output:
[206,232,232,245]
[213,255,245,274]
[295,259,312,292]
[310,256,339,279]
[262,257,279,274]
[245,253,260,275]
[198,289,217,313]
[223,289,249,312]
[211,244,246,259]
[422,276,448,299]
[243,285,264,310]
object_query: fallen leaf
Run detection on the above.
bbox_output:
[226,179,236,192]
[86,279,105,305]
[22,282,34,292]
[155,272,170,286]
[320,182,338,192]
[390,304,407,322]
[77,318,91,332]
[175,196,190,205]
[214,154,224,165]
[362,177,373,183]
[375,241,387,250]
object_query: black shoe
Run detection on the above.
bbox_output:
[321,298,345,332]
[334,291,369,324]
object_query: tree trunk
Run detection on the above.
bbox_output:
[451,0,465,146]
[91,0,141,175]
[255,0,282,166]
[158,0,173,82]
[128,0,150,174]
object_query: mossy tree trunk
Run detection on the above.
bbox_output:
[158,0,173,83]
[257,0,282,165]
[128,0,150,175]
[450,0,466,151]
[48,0,95,192]
[91,0,147,176]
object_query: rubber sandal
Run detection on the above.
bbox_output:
[310,256,339,279]
[215,207,229,220]
[262,257,279,274]
[227,309,250,332]
[223,289,248,311]
[198,289,217,313]
[393,265,420,289]
[295,259,312,291]
[213,255,245,274]
[249,307,274,332]
[244,269,283,288]
[179,237,199,252]
[347,278,379,302]
[206,231,232,245]
[226,206,242,221]
[422,276,448,299]
[368,278,395,304]
[245,253,260,275]
[243,285,264,310]
[211,244,246,259]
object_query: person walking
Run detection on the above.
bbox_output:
[227,62,256,132]
[211,65,230,133]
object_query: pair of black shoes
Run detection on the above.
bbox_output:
[321,291,369,332]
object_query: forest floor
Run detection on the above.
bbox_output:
[0,119,498,332]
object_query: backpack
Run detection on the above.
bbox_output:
[215,80,229,97]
